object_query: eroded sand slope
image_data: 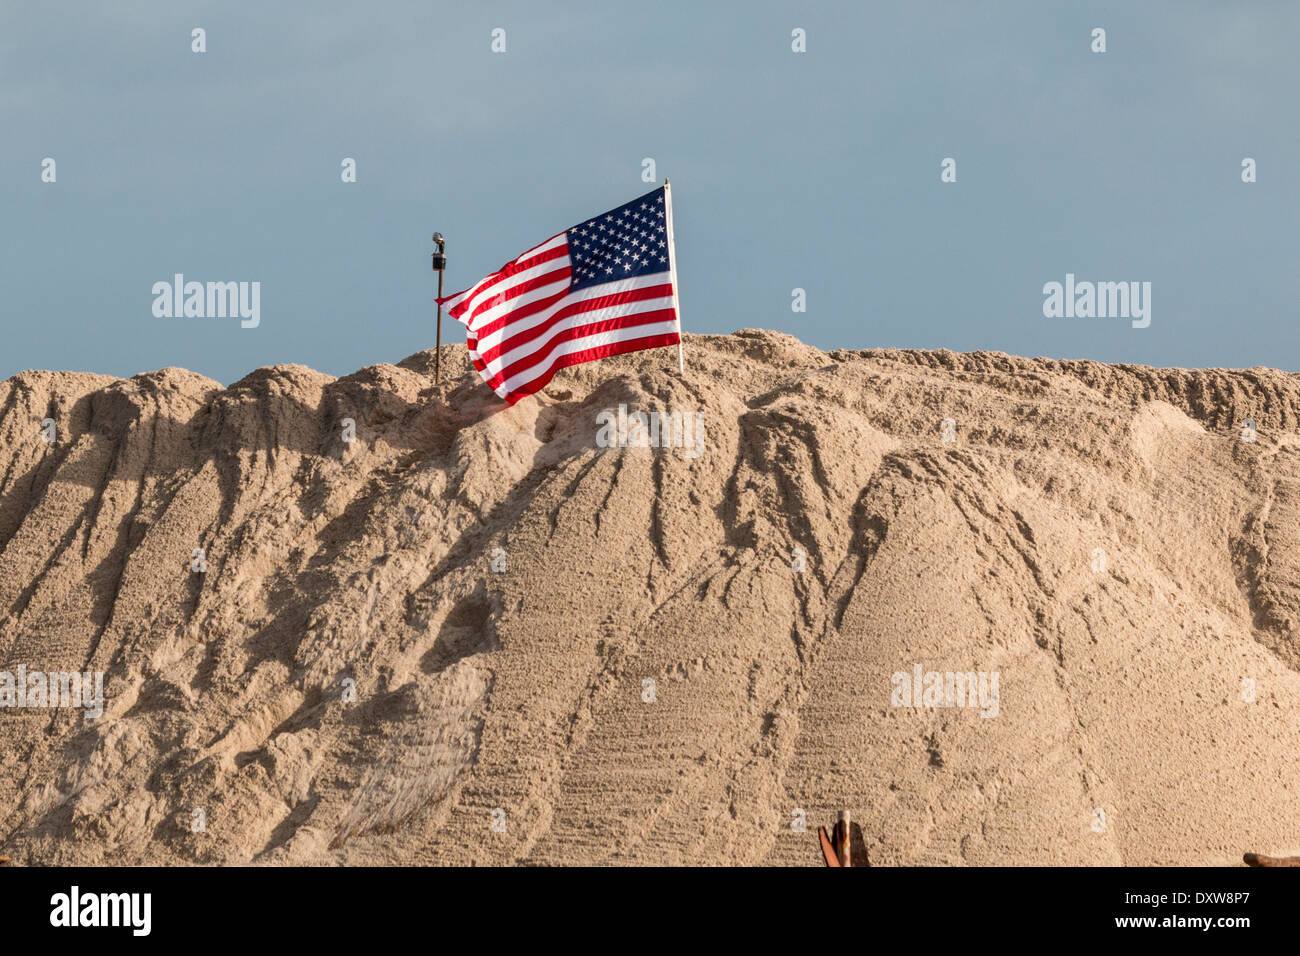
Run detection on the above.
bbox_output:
[1,330,1298,865]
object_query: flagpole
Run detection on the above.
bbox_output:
[663,178,685,374]
[432,233,447,383]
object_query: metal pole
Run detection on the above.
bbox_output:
[432,233,447,383]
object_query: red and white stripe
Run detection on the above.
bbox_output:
[438,230,680,405]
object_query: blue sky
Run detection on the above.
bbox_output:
[2,1,1296,383]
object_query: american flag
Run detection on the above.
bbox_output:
[438,184,683,405]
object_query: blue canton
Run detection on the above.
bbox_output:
[566,186,670,292]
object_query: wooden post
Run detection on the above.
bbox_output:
[663,178,685,375]
[1244,852,1300,867]
[835,810,851,868]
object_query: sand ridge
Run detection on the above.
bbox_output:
[1,329,1298,865]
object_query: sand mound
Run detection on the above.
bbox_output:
[1,330,1298,865]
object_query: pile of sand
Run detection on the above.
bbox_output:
[1,329,1298,865]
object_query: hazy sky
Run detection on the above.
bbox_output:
[2,1,1297,384]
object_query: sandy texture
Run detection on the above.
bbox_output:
[1,329,1298,866]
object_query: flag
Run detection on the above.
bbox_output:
[438,184,683,405]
